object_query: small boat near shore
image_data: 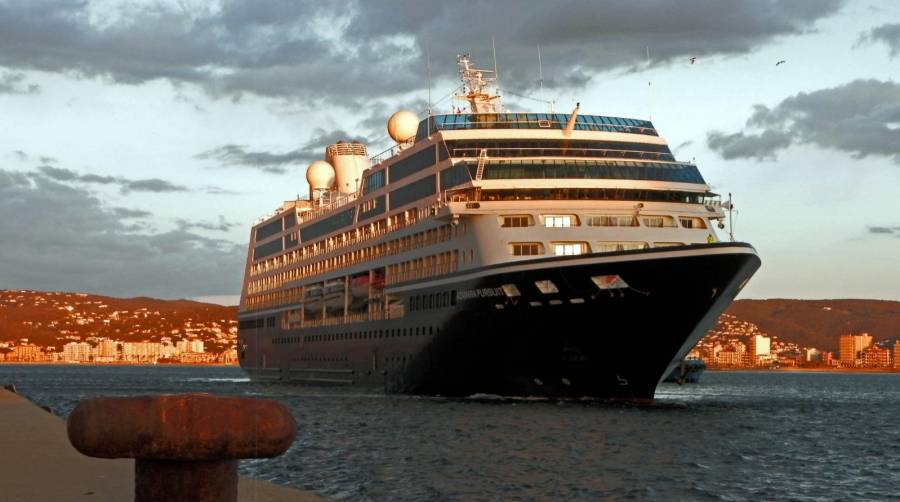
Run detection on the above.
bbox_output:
[664,358,706,384]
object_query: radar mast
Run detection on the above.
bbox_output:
[455,54,503,114]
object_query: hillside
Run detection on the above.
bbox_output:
[0,290,237,354]
[2,290,898,356]
[724,299,900,352]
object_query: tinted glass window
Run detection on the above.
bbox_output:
[439,163,471,190]
[464,160,705,184]
[253,238,283,260]
[299,208,355,241]
[389,146,436,183]
[255,218,282,241]
[390,175,437,209]
[363,170,386,194]
[358,195,386,221]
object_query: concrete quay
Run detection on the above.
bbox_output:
[0,388,321,502]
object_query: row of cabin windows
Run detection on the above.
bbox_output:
[251,204,456,278]
[246,223,462,304]
[409,290,458,312]
[500,214,708,229]
[508,241,690,257]
[306,325,439,343]
[239,316,276,330]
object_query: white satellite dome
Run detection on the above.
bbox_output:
[387,110,419,143]
[305,160,335,190]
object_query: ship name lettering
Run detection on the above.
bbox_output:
[457,288,504,300]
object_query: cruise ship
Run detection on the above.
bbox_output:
[237,55,760,400]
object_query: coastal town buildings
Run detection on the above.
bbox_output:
[0,290,237,365]
[862,345,891,368]
[63,342,92,362]
[839,333,873,367]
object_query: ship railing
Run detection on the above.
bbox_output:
[298,192,358,224]
[369,144,400,165]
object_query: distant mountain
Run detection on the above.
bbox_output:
[0,290,237,352]
[721,299,900,352]
[3,290,897,356]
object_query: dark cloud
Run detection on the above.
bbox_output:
[867,226,895,234]
[0,168,244,298]
[0,0,843,102]
[10,150,54,163]
[707,79,900,163]
[121,178,187,194]
[859,23,900,57]
[706,130,793,161]
[197,128,368,174]
[176,216,238,233]
[112,207,152,219]
[347,0,844,95]
[0,71,39,94]
[202,185,240,195]
[37,164,187,193]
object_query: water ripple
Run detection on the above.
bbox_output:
[2,366,900,500]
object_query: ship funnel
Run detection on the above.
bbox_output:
[326,141,369,195]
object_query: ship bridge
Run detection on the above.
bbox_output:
[415,113,658,141]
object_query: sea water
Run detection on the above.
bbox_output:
[2,365,898,501]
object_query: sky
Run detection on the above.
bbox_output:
[1,0,898,304]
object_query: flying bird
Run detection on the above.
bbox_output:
[689,57,697,64]
[776,60,786,66]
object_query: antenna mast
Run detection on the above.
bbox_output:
[454,53,503,114]
[538,45,545,107]
[492,36,500,93]
[646,46,652,121]
[728,192,735,242]
[426,44,432,116]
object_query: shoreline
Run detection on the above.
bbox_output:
[3,363,898,374]
[707,367,900,374]
[0,362,238,367]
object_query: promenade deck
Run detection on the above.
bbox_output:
[0,388,321,501]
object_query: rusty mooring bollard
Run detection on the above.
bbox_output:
[67,394,296,502]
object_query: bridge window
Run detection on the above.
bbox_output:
[642,215,676,228]
[509,242,543,256]
[543,215,577,228]
[595,241,649,253]
[501,215,533,228]
[587,215,638,227]
[679,217,707,229]
[552,242,587,256]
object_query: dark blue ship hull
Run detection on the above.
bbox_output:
[239,243,759,401]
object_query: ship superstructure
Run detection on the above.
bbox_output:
[237,55,760,399]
